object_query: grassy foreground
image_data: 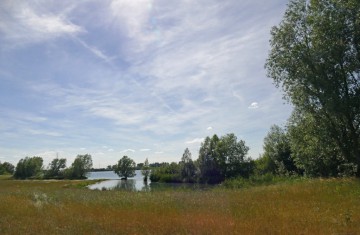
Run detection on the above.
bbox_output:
[0,177,359,234]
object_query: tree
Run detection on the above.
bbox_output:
[114,156,136,180]
[180,148,196,182]
[198,134,252,183]
[68,154,93,179]
[263,125,299,175]
[216,133,252,178]
[198,135,222,183]
[2,162,15,174]
[0,163,4,175]
[45,158,66,179]
[141,158,151,182]
[13,156,43,179]
[266,0,360,176]
[288,109,353,176]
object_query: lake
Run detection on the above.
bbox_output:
[87,170,147,191]
[86,170,214,191]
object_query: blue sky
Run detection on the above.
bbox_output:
[0,0,292,168]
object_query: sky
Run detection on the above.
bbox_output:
[0,0,293,168]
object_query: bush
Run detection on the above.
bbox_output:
[150,163,182,183]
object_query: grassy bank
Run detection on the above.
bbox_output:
[0,178,359,234]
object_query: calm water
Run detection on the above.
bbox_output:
[87,170,148,191]
[87,170,214,191]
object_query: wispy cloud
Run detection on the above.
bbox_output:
[186,138,205,145]
[0,1,82,46]
[75,37,115,64]
[0,0,292,166]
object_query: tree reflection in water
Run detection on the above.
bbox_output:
[114,179,136,191]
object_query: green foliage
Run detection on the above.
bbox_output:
[288,110,356,177]
[150,162,182,183]
[44,158,67,179]
[13,156,43,179]
[66,154,93,179]
[0,162,15,175]
[180,148,196,183]
[2,162,15,174]
[198,135,222,183]
[222,174,302,189]
[0,163,4,175]
[263,125,300,175]
[198,134,252,183]
[254,155,276,176]
[141,158,150,182]
[114,156,136,180]
[266,0,360,176]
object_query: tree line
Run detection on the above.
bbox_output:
[8,154,149,181]
[11,154,93,179]
[150,133,253,184]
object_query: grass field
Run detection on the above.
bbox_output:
[0,177,359,234]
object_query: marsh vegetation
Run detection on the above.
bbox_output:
[0,176,359,234]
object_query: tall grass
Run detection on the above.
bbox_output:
[221,173,303,188]
[0,178,359,234]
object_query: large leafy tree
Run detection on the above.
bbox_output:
[216,133,252,178]
[115,156,136,180]
[266,0,360,175]
[69,154,93,179]
[45,158,67,179]
[198,134,252,183]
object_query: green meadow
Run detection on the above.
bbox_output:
[1,176,359,234]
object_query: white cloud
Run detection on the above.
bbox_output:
[0,0,293,167]
[0,1,82,45]
[122,149,135,153]
[154,151,164,154]
[186,138,204,145]
[26,129,63,137]
[248,102,259,109]
[109,0,154,44]
[108,148,114,152]
[75,38,115,64]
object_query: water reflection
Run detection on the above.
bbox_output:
[113,179,136,191]
[87,171,214,192]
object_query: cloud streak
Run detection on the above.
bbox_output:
[0,1,82,46]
